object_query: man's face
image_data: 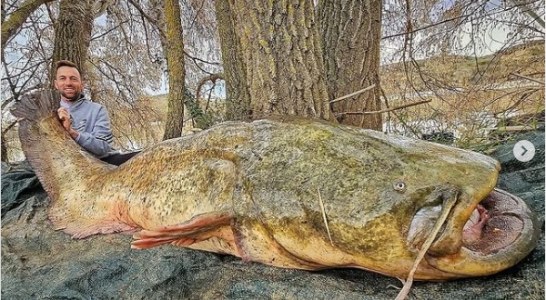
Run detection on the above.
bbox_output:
[54,66,83,101]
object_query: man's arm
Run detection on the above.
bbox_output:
[75,106,114,157]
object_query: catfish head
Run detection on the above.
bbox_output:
[231,121,539,281]
[358,131,539,280]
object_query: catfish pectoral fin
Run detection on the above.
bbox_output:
[131,212,233,250]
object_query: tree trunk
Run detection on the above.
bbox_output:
[50,0,94,82]
[214,0,252,121]
[161,0,186,140]
[319,0,383,130]
[229,0,332,121]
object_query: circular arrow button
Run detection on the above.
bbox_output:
[513,140,535,162]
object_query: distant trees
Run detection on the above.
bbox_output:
[379,0,544,144]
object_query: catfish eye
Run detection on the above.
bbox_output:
[393,181,406,193]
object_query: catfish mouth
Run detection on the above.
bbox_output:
[421,187,539,278]
[461,188,528,254]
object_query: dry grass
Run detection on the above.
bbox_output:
[381,41,544,92]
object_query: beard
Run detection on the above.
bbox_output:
[61,90,81,101]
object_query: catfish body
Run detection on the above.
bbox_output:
[12,91,538,281]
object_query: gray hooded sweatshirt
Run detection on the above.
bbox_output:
[61,94,114,157]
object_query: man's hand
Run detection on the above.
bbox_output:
[57,107,71,129]
[57,108,79,140]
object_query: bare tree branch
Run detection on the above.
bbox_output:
[329,85,376,104]
[508,0,545,28]
[382,1,542,41]
[195,73,224,104]
[126,0,165,38]
[1,0,56,49]
[336,99,432,116]
[509,72,545,85]
[91,20,129,41]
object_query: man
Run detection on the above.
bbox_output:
[54,60,138,165]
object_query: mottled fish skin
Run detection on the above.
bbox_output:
[12,91,538,281]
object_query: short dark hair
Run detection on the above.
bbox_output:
[55,60,79,73]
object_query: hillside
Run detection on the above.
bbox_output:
[380,40,544,91]
[378,40,544,147]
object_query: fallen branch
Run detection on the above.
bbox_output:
[329,84,376,104]
[336,99,431,116]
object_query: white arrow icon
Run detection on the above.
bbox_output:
[513,140,535,162]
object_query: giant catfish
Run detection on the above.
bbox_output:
[12,90,538,284]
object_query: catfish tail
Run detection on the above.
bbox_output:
[11,90,60,122]
[11,90,118,237]
[11,90,65,200]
